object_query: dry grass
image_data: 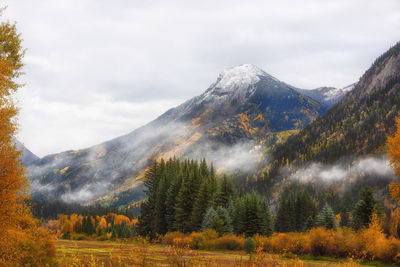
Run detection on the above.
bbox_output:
[57,239,361,267]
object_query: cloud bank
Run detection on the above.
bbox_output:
[289,157,394,183]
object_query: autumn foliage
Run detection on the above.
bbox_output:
[49,213,137,240]
[0,13,55,265]
[388,116,400,177]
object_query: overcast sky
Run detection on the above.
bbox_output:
[4,0,400,157]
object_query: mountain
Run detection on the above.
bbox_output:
[27,64,329,207]
[15,140,39,166]
[255,42,400,195]
[294,84,355,107]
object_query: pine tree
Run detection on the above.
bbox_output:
[352,186,377,230]
[242,193,272,236]
[304,216,315,231]
[154,176,168,235]
[190,180,211,231]
[199,158,209,178]
[316,204,337,230]
[138,162,160,237]
[233,197,245,234]
[201,207,217,231]
[201,206,232,235]
[339,211,350,227]
[174,171,197,233]
[215,175,235,208]
[275,193,296,232]
[209,163,217,199]
[295,191,317,231]
[165,175,182,232]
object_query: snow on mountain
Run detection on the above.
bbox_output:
[295,83,355,107]
[201,64,276,103]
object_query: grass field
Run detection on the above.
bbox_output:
[56,239,373,266]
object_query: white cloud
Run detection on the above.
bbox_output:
[290,157,394,183]
[2,0,399,156]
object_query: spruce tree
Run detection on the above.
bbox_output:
[339,211,350,227]
[174,172,197,232]
[201,206,232,235]
[154,177,169,235]
[190,181,212,231]
[242,193,272,236]
[233,197,245,234]
[352,186,377,230]
[275,193,296,232]
[201,207,218,231]
[295,191,317,232]
[165,175,182,232]
[316,204,337,230]
[215,175,235,208]
[138,162,160,237]
[304,216,315,231]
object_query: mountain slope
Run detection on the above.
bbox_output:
[27,64,326,205]
[258,42,400,193]
[294,84,354,108]
[16,140,39,166]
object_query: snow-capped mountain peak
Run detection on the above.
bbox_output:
[202,64,281,103]
[214,64,267,90]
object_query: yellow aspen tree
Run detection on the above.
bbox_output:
[0,12,55,265]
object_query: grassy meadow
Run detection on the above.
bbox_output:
[56,239,386,267]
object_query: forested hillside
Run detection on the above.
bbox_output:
[254,43,400,194]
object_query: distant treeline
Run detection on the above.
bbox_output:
[31,199,138,220]
[46,213,137,240]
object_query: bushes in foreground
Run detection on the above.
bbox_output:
[255,226,400,263]
[162,230,244,251]
[160,224,400,263]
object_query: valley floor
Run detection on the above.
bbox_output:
[56,239,385,267]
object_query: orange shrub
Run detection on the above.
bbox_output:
[162,231,186,245]
[189,232,206,249]
[357,223,400,262]
[172,236,192,249]
[304,227,342,257]
[261,232,306,254]
[158,226,400,263]
[188,230,219,249]
[209,234,244,250]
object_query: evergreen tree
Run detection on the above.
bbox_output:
[165,175,182,232]
[201,207,218,231]
[215,175,235,208]
[339,211,350,227]
[209,163,217,196]
[174,172,197,232]
[233,197,245,235]
[190,181,212,231]
[154,176,169,235]
[199,158,209,178]
[295,191,317,231]
[304,216,315,231]
[201,206,233,235]
[242,193,272,237]
[275,193,296,232]
[138,162,160,237]
[316,204,337,230]
[352,186,377,230]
